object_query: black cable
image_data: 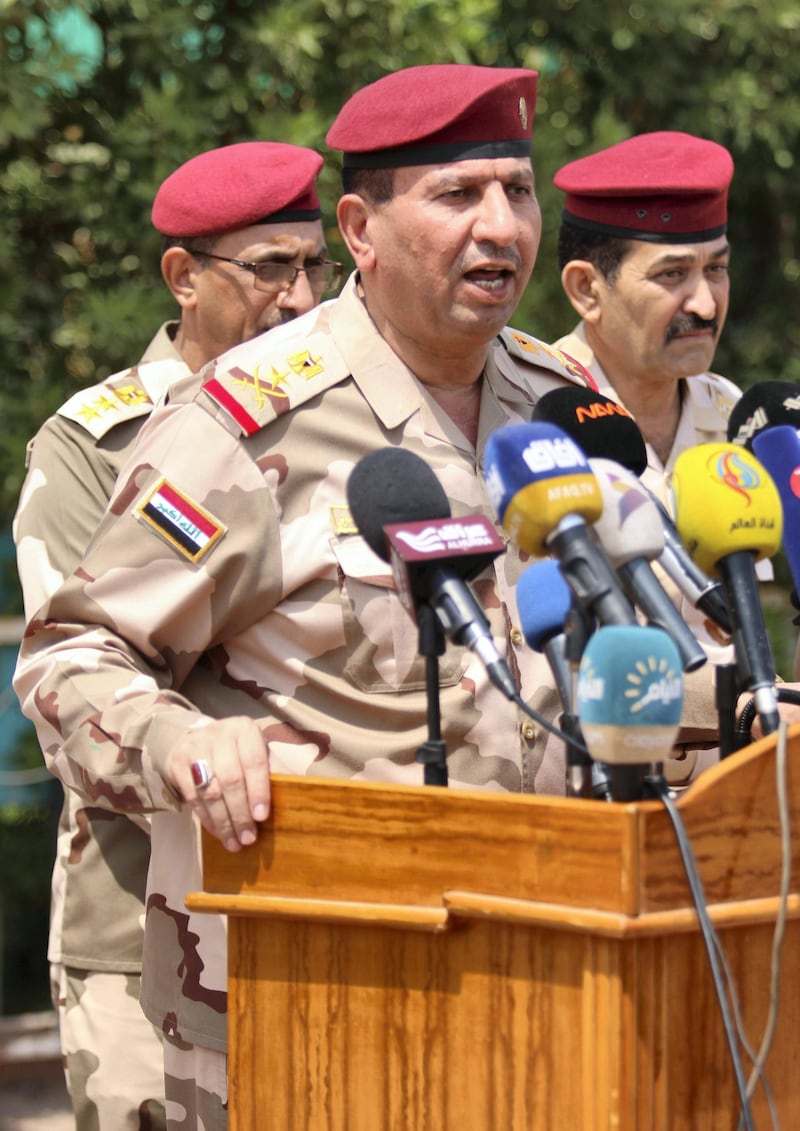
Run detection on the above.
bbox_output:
[512,691,594,759]
[736,687,800,746]
[644,774,756,1131]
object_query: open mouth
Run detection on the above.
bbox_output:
[464,267,514,292]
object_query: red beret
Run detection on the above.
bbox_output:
[151,142,324,237]
[553,131,734,242]
[326,64,537,169]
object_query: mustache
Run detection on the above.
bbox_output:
[461,244,524,273]
[665,313,719,342]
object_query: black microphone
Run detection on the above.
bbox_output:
[533,386,732,633]
[727,380,800,451]
[346,447,517,700]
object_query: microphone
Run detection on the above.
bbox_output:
[517,558,603,797]
[532,385,647,473]
[346,447,517,700]
[587,457,707,673]
[576,624,684,800]
[671,442,783,735]
[517,558,576,712]
[533,386,731,633]
[727,380,800,450]
[483,421,636,626]
[752,424,800,600]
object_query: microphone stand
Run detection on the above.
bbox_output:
[716,663,739,758]
[414,602,449,786]
[563,602,595,798]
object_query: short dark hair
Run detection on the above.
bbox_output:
[557,219,632,282]
[160,234,218,258]
[341,166,395,204]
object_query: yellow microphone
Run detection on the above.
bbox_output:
[672,443,782,735]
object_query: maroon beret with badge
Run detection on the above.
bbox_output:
[151,141,324,237]
[553,131,734,242]
[326,64,537,169]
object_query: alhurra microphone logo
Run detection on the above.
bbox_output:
[392,518,498,556]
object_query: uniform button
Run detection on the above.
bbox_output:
[510,627,523,646]
[521,721,537,742]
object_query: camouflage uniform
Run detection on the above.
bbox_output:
[13,322,187,1130]
[553,322,752,775]
[16,274,592,1108]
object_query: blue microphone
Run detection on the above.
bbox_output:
[752,424,800,598]
[517,559,604,798]
[484,422,636,626]
[576,624,684,800]
[517,559,574,710]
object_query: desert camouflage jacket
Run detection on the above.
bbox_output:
[17,275,593,1050]
[13,322,186,970]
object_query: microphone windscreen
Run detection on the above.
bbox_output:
[577,624,683,765]
[346,447,450,561]
[483,421,601,554]
[517,559,572,650]
[671,443,783,576]
[588,457,664,564]
[533,387,647,475]
[727,381,800,450]
[752,425,800,592]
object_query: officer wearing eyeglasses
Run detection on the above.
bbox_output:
[12,139,329,1131]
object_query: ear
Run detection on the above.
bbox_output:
[336,194,376,272]
[160,247,200,310]
[560,260,604,323]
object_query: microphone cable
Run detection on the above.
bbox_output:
[644,746,792,1131]
[510,691,594,761]
[736,687,800,745]
[644,772,755,1129]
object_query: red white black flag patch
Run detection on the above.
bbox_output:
[135,479,226,562]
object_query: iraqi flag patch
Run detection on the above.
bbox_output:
[135,479,226,562]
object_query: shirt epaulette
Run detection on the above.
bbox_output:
[499,327,598,390]
[693,371,742,419]
[57,360,187,440]
[198,329,350,437]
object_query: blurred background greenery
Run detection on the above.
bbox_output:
[1,0,798,1014]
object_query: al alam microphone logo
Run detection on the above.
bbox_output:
[710,448,760,503]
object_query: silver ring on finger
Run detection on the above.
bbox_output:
[190,759,214,791]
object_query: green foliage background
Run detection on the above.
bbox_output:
[1,0,798,559]
[0,0,798,1012]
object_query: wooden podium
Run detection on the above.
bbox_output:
[187,729,800,1129]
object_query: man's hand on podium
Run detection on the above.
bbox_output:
[166,716,271,852]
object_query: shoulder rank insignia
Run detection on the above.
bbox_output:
[134,478,226,562]
[500,328,598,391]
[57,360,186,440]
[199,328,350,437]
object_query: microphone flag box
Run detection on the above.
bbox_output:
[383,515,505,620]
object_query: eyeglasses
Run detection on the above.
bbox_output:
[185,250,344,295]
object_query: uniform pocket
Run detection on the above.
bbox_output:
[332,536,467,693]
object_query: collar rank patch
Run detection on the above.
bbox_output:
[135,479,226,562]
